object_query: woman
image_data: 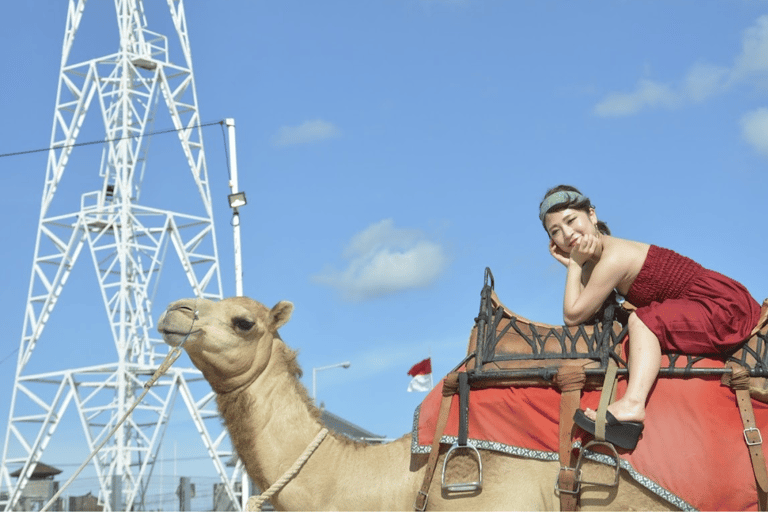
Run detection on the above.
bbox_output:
[540,185,760,450]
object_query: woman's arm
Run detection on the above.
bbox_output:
[562,235,623,325]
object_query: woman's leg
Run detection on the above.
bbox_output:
[586,312,661,423]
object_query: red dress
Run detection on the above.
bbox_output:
[625,245,760,354]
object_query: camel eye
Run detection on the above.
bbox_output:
[233,318,255,331]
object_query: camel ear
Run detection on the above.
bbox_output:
[269,301,294,330]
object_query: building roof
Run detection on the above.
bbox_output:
[320,409,386,443]
[10,462,62,479]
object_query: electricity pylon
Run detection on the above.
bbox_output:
[0,1,246,510]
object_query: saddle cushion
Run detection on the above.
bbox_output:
[412,356,768,511]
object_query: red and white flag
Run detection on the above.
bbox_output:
[407,358,433,392]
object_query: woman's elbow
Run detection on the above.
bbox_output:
[563,315,581,327]
[563,309,588,326]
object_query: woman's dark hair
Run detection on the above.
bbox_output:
[540,185,611,235]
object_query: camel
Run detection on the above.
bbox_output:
[157,296,672,510]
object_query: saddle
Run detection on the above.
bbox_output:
[415,267,768,511]
[467,268,768,391]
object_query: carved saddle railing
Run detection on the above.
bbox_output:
[464,267,768,387]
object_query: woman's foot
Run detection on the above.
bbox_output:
[573,409,644,450]
[584,397,646,424]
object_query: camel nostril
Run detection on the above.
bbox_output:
[170,305,195,315]
[171,301,201,320]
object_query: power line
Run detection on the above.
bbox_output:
[219,122,232,182]
[0,120,225,160]
[0,119,228,367]
[0,348,18,367]
[49,455,222,468]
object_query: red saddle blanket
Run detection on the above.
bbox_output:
[412,357,768,511]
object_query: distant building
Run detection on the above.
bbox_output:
[320,409,387,444]
[69,492,101,511]
[9,462,62,511]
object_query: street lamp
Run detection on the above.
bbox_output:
[312,361,351,401]
[227,191,247,209]
[224,118,247,297]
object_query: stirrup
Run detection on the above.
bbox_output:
[574,440,621,488]
[441,442,483,493]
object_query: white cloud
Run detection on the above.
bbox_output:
[731,15,768,82]
[271,119,341,147]
[684,62,730,102]
[741,108,768,157]
[313,219,449,301]
[593,79,678,117]
[594,15,768,117]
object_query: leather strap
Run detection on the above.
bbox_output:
[414,373,459,511]
[555,366,587,511]
[726,363,768,510]
[595,358,619,441]
[457,372,470,447]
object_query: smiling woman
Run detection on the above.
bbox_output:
[539,184,762,450]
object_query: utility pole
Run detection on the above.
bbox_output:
[177,477,194,511]
[225,118,246,297]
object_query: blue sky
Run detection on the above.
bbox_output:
[1,0,768,508]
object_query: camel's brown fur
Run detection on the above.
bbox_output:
[158,296,673,510]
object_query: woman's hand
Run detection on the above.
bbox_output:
[570,233,603,267]
[549,239,571,267]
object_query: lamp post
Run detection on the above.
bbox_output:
[224,121,252,512]
[312,362,351,401]
[225,118,246,297]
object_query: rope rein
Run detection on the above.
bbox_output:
[40,304,200,512]
[39,301,328,512]
[246,428,329,511]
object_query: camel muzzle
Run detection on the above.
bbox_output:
[157,303,201,347]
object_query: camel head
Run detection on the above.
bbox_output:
[157,296,294,394]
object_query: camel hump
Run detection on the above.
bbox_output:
[462,268,628,381]
[465,288,622,373]
[489,289,562,329]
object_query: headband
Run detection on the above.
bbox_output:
[539,191,588,221]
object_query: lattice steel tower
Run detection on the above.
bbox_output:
[0,1,246,510]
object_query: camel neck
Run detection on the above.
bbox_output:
[216,343,327,492]
[215,341,416,509]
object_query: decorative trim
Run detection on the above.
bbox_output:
[411,405,695,511]
[573,441,695,511]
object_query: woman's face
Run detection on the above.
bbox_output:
[544,207,599,253]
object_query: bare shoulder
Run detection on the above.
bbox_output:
[600,236,650,293]
[603,236,650,259]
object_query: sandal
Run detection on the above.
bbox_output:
[573,409,644,450]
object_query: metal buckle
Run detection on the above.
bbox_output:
[413,490,428,512]
[745,427,763,447]
[441,443,483,493]
[555,466,581,495]
[574,440,620,488]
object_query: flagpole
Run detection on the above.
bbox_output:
[429,347,433,390]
